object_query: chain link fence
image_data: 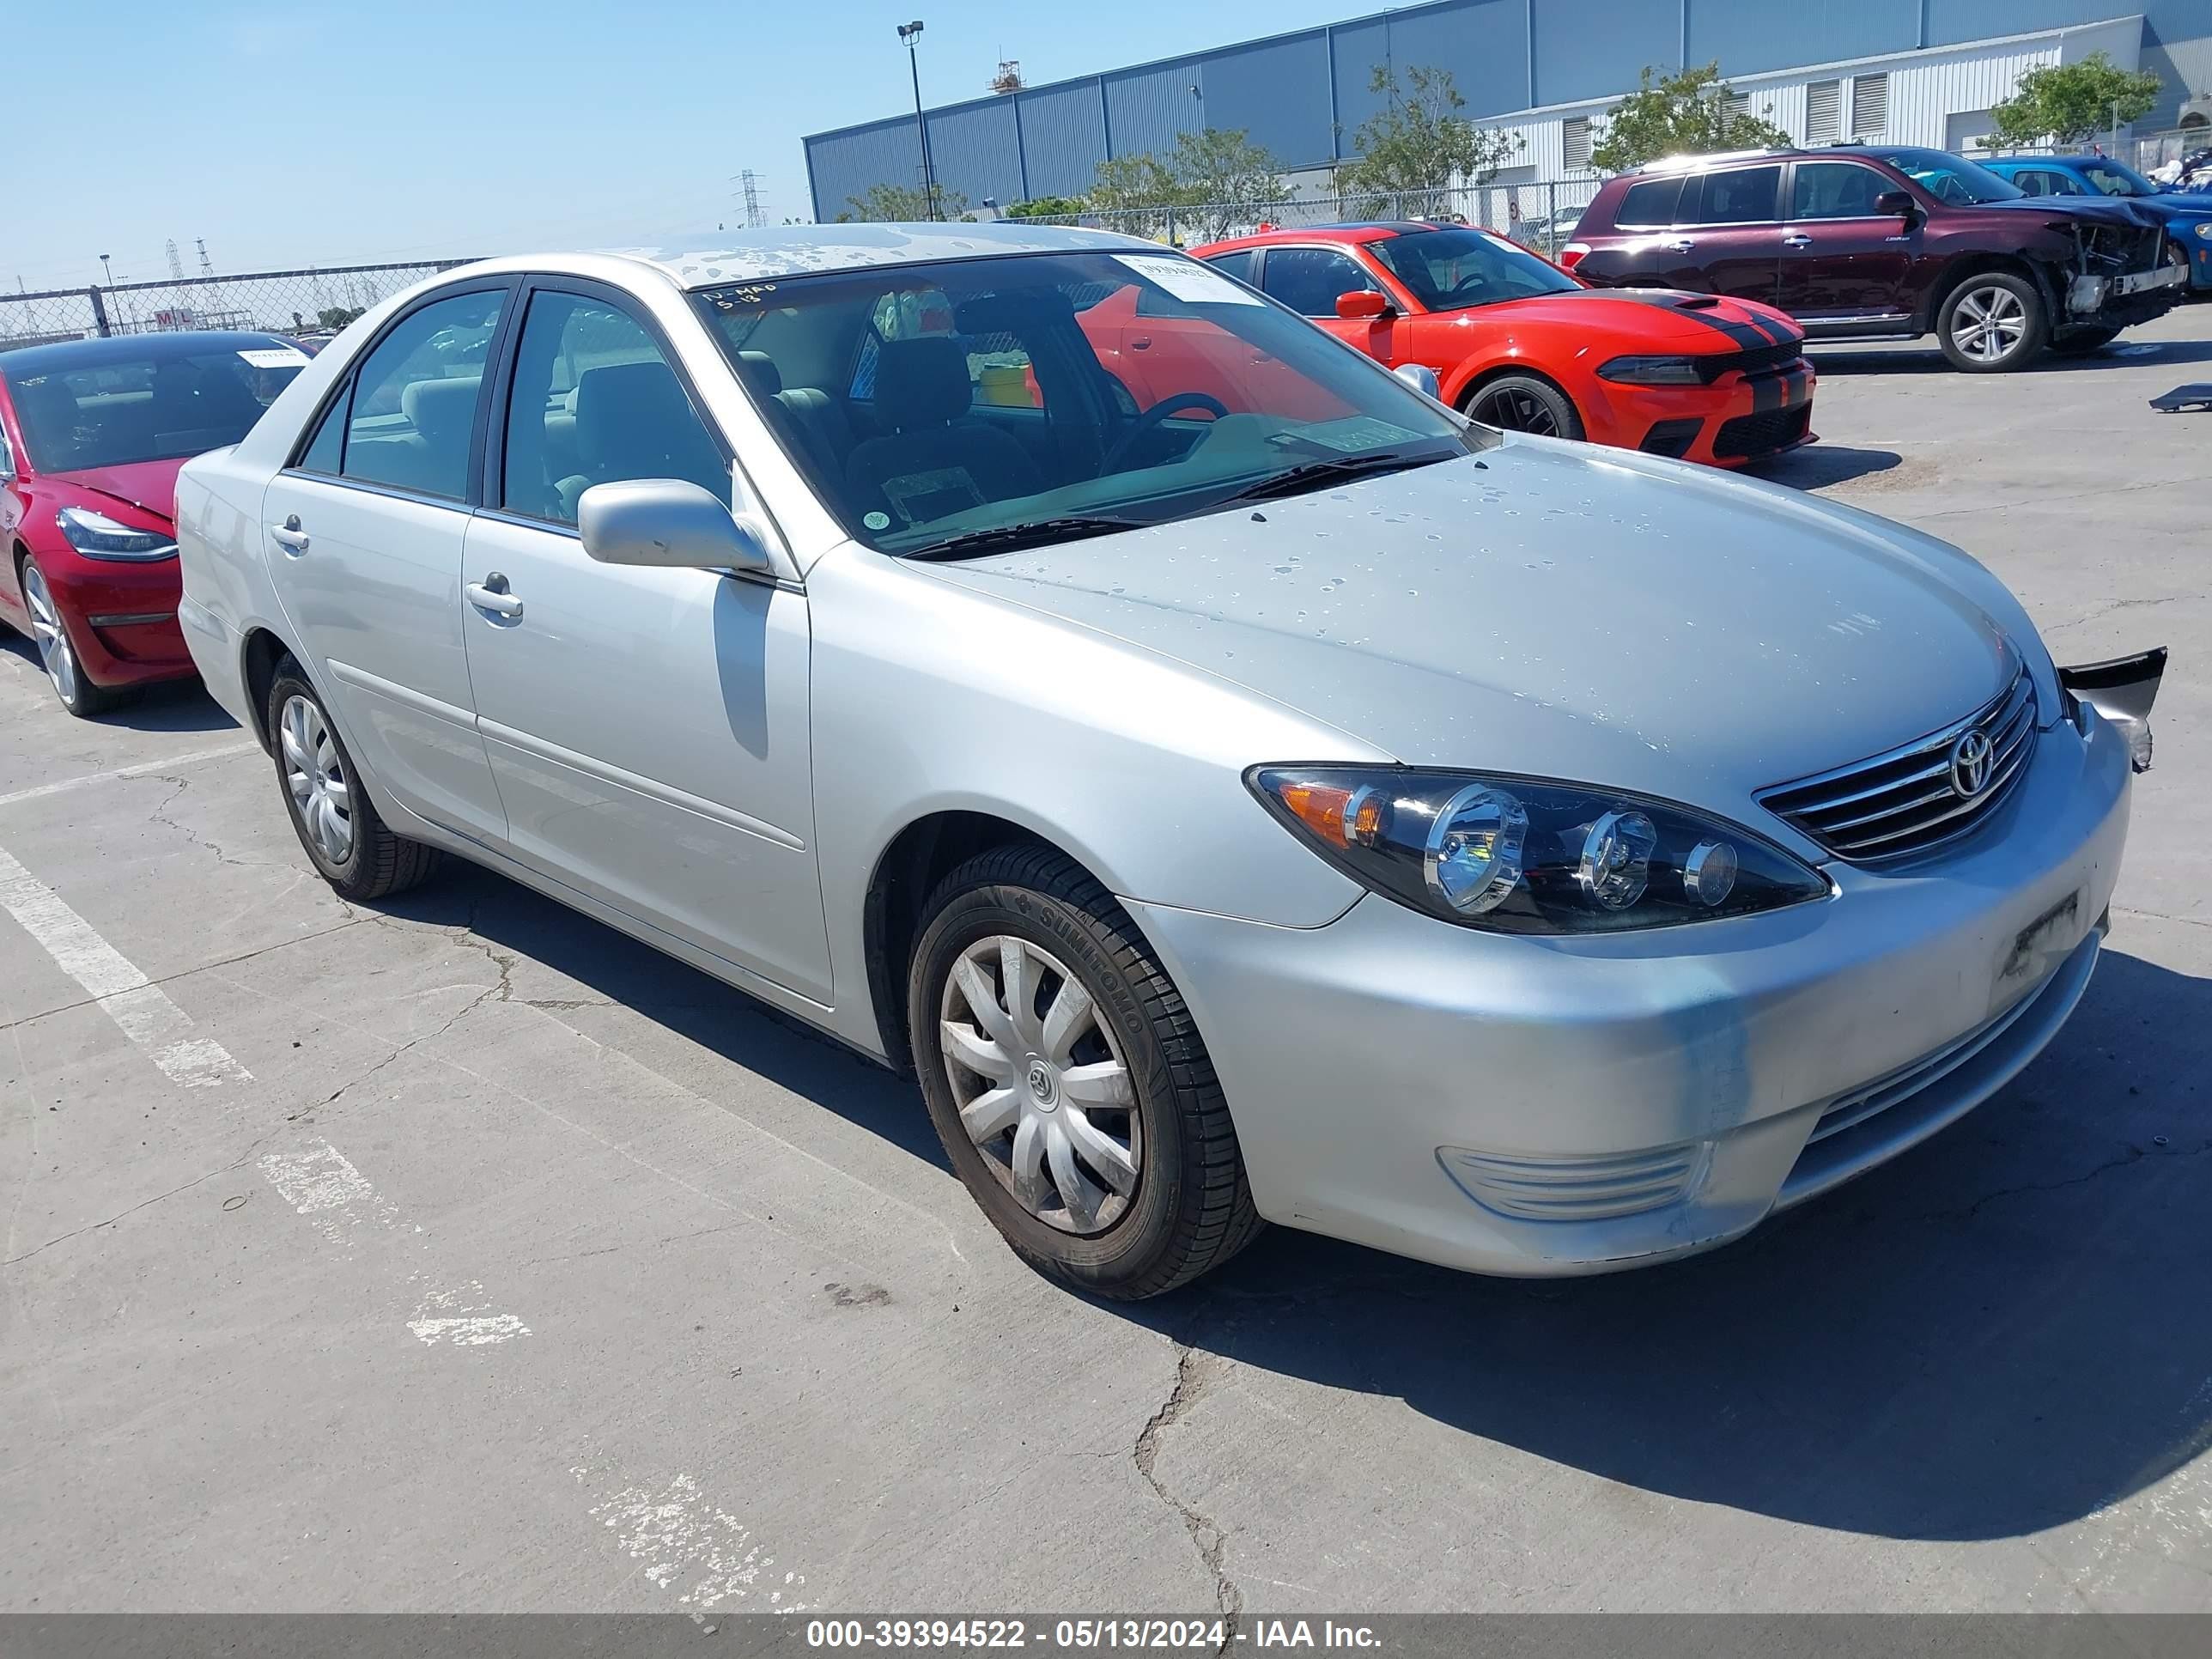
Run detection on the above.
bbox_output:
[1011,179,1606,255]
[0,261,477,354]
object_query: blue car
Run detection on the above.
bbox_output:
[1981,154,2212,293]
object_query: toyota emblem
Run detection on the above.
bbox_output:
[1948,728,1995,799]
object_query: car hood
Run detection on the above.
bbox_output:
[45,459,183,527]
[921,442,2030,810]
[1984,195,2170,232]
[1466,288,1801,348]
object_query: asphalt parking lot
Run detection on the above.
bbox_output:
[3,312,2209,1616]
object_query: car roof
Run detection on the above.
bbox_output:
[570,223,1158,290]
[0,329,297,380]
[1194,223,1457,252]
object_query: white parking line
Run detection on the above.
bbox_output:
[0,739,259,811]
[0,842,252,1088]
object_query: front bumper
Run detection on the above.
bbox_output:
[1127,704,2133,1276]
[40,553,194,689]
[1582,361,1817,469]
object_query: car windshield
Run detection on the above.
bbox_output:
[1363,228,1579,311]
[695,248,1482,558]
[5,340,304,471]
[2075,159,2160,198]
[1863,148,2024,205]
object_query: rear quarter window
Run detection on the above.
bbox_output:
[1613,176,1685,228]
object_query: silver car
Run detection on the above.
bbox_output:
[176,226,2163,1298]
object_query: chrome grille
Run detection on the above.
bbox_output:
[1759,668,2036,861]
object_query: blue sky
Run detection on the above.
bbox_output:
[9,0,1358,292]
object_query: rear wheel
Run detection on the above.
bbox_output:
[18,556,122,718]
[1936,272,2047,371]
[908,846,1261,1299]
[1464,374,1584,440]
[264,663,441,901]
[2049,326,2122,356]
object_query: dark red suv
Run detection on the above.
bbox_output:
[1565,146,2188,371]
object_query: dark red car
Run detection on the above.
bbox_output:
[0,331,307,714]
[1565,146,2188,372]
[1178,222,1814,466]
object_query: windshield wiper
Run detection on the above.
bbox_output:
[901,514,1152,562]
[1214,449,1454,506]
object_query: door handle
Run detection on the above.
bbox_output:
[1660,238,1696,253]
[466,573,523,619]
[270,515,309,555]
[1782,233,1813,248]
[1128,336,1152,350]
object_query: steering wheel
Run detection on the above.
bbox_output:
[1102,391,1232,471]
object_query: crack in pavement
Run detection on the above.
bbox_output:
[0,917,372,1036]
[1911,1138,2212,1224]
[146,775,265,872]
[2,1131,287,1267]
[2042,590,2207,635]
[1134,1345,1243,1642]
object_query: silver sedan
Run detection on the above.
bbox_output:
[175,225,2164,1297]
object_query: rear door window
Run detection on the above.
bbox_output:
[1688,166,1783,225]
[341,289,506,501]
[1200,249,1256,285]
[1613,176,1685,228]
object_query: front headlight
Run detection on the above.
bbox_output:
[1595,355,1709,386]
[2193,223,2212,241]
[1249,767,1830,934]
[56,506,177,562]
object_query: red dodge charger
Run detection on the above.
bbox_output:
[1,330,307,714]
[1183,222,1815,468]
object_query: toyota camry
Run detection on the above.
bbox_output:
[173,225,2163,1298]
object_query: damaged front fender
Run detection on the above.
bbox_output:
[2059,646,2166,774]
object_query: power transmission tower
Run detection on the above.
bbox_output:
[740,169,764,228]
[196,238,215,276]
[167,239,185,281]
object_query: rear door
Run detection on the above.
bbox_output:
[1778,159,1917,320]
[1663,164,1787,303]
[259,282,514,845]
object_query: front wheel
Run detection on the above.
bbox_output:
[19,557,123,717]
[1464,374,1585,440]
[2049,326,2122,356]
[1937,273,2048,371]
[264,663,441,901]
[908,846,1261,1299]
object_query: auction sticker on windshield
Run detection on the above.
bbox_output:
[239,347,312,368]
[1115,254,1262,305]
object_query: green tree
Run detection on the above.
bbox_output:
[1088,153,1185,240]
[1587,63,1792,173]
[1989,52,2164,146]
[837,180,969,222]
[1334,65,1522,214]
[1168,127,1292,240]
[317,306,366,330]
[1005,195,1089,219]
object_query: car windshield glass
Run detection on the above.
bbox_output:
[2078,160,2157,198]
[5,341,303,471]
[1363,228,1579,310]
[693,249,1483,558]
[1863,148,2023,204]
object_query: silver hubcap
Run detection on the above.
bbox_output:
[21,563,77,706]
[939,935,1140,1236]
[1954,285,2027,363]
[281,694,355,866]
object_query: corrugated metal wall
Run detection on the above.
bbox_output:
[804,0,2212,216]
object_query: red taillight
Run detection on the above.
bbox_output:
[1559,242,1590,269]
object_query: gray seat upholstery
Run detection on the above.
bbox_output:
[554,360,728,521]
[345,374,478,497]
[842,337,1042,526]
[773,386,856,483]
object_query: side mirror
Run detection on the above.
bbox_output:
[1336,289,1394,320]
[1394,363,1441,399]
[1875,189,1919,219]
[577,478,772,574]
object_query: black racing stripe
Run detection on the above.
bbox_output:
[1751,372,1781,415]
[1734,308,1790,346]
[1570,288,1776,353]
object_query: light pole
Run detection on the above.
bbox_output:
[897,21,939,220]
[98,253,114,289]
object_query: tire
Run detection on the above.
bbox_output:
[908,845,1261,1299]
[18,555,125,718]
[2049,326,2122,356]
[1464,373,1585,440]
[264,661,441,902]
[1936,272,2048,371]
